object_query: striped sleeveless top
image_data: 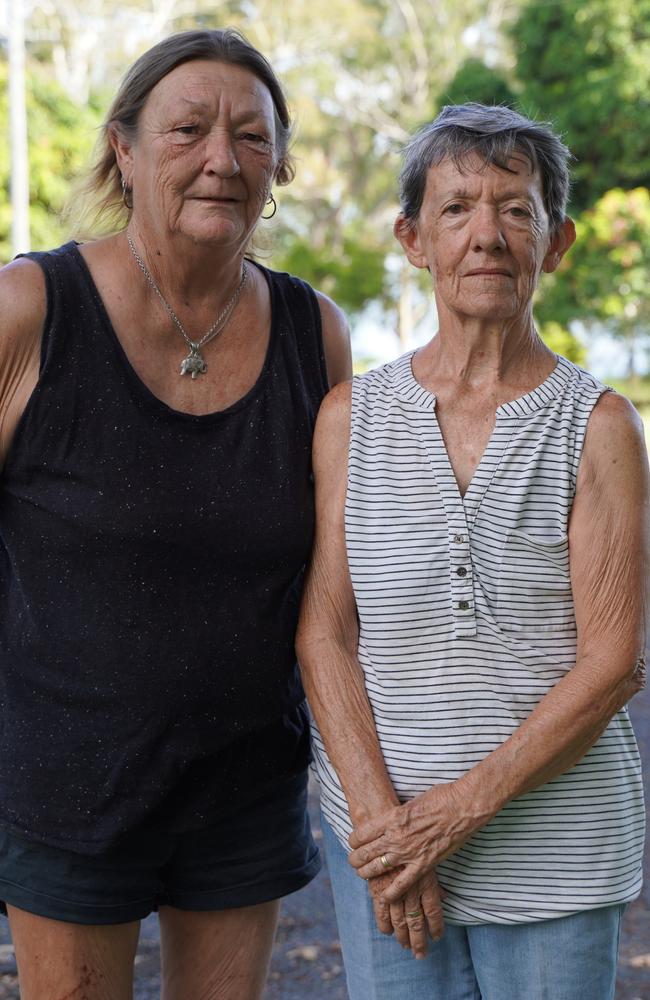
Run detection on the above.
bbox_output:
[312,350,645,925]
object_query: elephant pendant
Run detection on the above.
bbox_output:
[180,349,208,380]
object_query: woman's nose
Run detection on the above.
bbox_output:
[204,130,240,178]
[471,206,507,252]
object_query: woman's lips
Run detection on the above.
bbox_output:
[465,268,512,276]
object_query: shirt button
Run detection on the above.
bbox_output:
[453,534,465,544]
[458,600,470,611]
[456,567,468,577]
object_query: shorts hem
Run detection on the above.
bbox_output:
[0,878,155,925]
[0,851,321,925]
[165,850,322,912]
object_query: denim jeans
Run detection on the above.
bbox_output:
[321,816,624,1000]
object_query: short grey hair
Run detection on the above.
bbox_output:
[399,103,573,234]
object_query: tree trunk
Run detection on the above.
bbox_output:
[627,330,637,382]
[9,0,30,255]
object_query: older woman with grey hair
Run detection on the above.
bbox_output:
[297,103,647,1000]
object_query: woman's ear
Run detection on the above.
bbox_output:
[542,217,577,273]
[394,214,429,270]
[108,123,135,187]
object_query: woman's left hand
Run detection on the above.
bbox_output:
[383,870,445,959]
[348,781,489,903]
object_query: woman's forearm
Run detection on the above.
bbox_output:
[452,650,644,823]
[298,629,399,825]
[347,647,645,900]
[298,381,400,827]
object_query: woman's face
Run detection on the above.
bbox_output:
[396,152,574,325]
[117,59,279,250]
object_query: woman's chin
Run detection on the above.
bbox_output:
[176,217,250,251]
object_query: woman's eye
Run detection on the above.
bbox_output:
[238,132,271,145]
[444,203,465,215]
[174,125,199,135]
[508,206,530,218]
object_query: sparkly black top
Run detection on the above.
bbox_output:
[0,242,328,853]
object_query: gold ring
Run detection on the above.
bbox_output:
[406,909,423,918]
[379,854,392,870]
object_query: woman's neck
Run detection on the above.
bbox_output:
[124,222,246,307]
[415,311,556,401]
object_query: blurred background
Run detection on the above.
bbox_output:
[0,4,649,997]
[1,0,650,412]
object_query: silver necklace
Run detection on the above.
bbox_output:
[127,234,248,380]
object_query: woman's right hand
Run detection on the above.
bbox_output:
[367,868,445,959]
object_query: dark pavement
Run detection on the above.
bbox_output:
[0,691,648,998]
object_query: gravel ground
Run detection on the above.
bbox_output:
[0,691,648,999]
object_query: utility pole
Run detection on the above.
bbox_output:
[9,0,30,255]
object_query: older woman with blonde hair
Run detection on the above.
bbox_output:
[0,28,350,1000]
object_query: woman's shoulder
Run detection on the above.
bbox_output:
[553,357,646,480]
[254,263,344,327]
[0,256,47,353]
[258,264,352,387]
[314,291,351,387]
[0,257,49,464]
[0,241,85,352]
[556,354,609,398]
[253,261,315,300]
[585,388,645,450]
[352,350,413,397]
[253,260,347,327]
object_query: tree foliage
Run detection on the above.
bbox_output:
[5,0,649,368]
[238,0,525,318]
[537,188,650,374]
[0,59,102,263]
[442,58,516,109]
[512,0,650,213]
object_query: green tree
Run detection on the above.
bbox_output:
[265,0,527,342]
[536,188,650,376]
[11,0,530,350]
[442,58,516,108]
[512,0,650,213]
[0,59,102,262]
[172,0,528,340]
[537,321,586,367]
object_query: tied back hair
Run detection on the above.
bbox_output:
[66,27,295,240]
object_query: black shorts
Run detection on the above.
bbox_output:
[0,771,319,925]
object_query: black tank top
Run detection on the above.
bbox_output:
[0,242,328,853]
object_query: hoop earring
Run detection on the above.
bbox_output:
[262,194,277,219]
[121,175,133,211]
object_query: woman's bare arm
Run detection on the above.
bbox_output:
[0,258,46,467]
[297,382,445,955]
[315,292,352,387]
[297,382,396,825]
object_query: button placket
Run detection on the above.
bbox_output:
[448,517,474,632]
[414,406,477,636]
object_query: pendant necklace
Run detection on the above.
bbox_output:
[127,234,248,380]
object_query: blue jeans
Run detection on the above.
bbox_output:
[322,816,624,1000]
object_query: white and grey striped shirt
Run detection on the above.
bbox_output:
[312,351,644,925]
